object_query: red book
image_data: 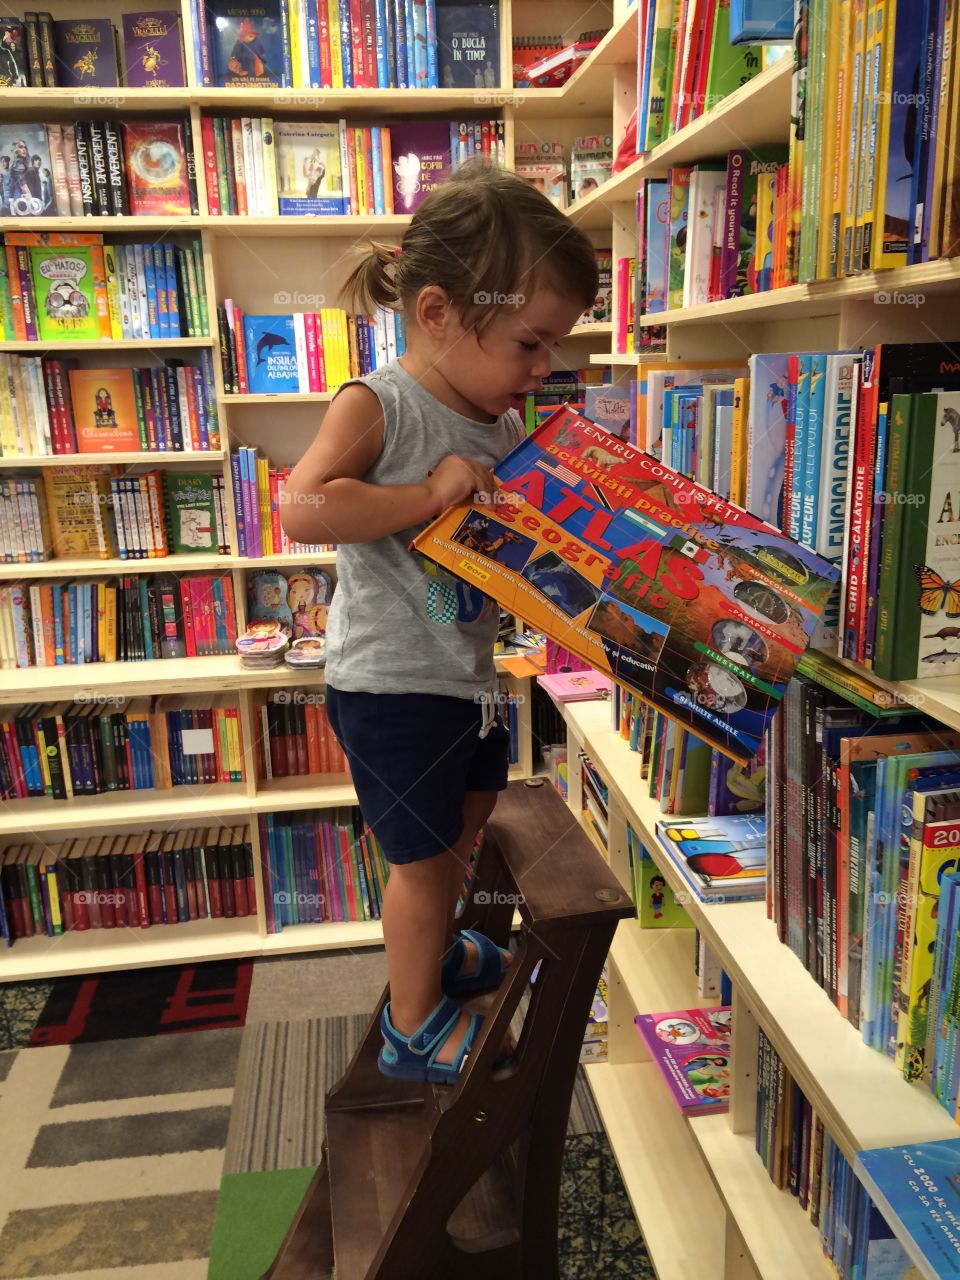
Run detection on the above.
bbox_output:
[361,0,376,85]
[220,574,238,647]
[313,313,327,391]
[317,1,333,86]
[179,577,197,657]
[304,312,320,391]
[121,121,192,216]
[200,115,221,214]
[349,0,365,83]
[130,836,150,927]
[232,303,249,394]
[689,0,715,122]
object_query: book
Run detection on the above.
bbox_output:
[435,2,499,88]
[855,1138,960,1276]
[632,838,694,927]
[67,368,142,453]
[274,121,344,215]
[0,123,56,217]
[207,0,289,87]
[0,18,29,86]
[656,813,767,901]
[52,17,119,87]
[242,314,299,393]
[23,240,103,343]
[634,1006,732,1114]
[389,121,451,213]
[514,141,566,211]
[412,405,839,762]
[537,670,611,702]
[163,472,218,553]
[41,466,119,559]
[120,121,192,216]
[120,11,186,87]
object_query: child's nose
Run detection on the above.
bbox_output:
[530,349,551,378]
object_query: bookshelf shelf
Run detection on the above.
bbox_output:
[583,1058,727,1280]
[0,451,226,467]
[688,1117,831,1280]
[0,915,385,983]
[7,553,234,578]
[224,393,335,404]
[192,86,522,111]
[206,214,411,236]
[249,779,357,812]
[0,338,214,353]
[0,217,199,234]
[589,352,650,366]
[610,915,703,1014]
[835,661,960,734]
[514,5,638,119]
[569,322,613,339]
[567,56,793,230]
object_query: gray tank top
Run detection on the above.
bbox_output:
[324,360,525,699]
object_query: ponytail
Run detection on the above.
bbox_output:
[341,240,402,314]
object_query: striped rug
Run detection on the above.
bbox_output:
[0,949,650,1280]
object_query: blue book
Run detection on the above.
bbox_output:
[729,0,793,42]
[392,0,408,85]
[242,314,299,394]
[208,0,289,87]
[636,0,657,149]
[877,1,927,268]
[906,0,935,266]
[67,583,78,665]
[856,1138,960,1277]
[405,0,417,86]
[142,249,158,338]
[801,352,826,548]
[424,0,437,87]
[644,180,670,315]
[83,580,92,662]
[791,354,810,542]
[338,0,353,86]
[374,0,389,85]
[164,244,180,337]
[746,351,791,528]
[52,587,64,664]
[914,0,945,265]
[371,126,384,213]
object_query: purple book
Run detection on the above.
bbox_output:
[52,18,118,86]
[121,12,185,87]
[389,121,452,213]
[634,1007,732,1115]
[718,148,746,300]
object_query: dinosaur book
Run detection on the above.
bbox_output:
[412,405,839,761]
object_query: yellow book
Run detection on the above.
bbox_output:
[854,0,885,271]
[257,455,273,554]
[729,377,750,506]
[841,0,869,274]
[869,0,898,269]
[104,584,117,662]
[816,0,842,279]
[96,580,106,642]
[0,357,19,455]
[102,244,124,341]
[225,706,241,781]
[354,128,367,216]
[288,0,302,88]
[45,860,62,931]
[327,0,343,88]
[52,709,74,798]
[34,721,53,796]
[334,308,349,387]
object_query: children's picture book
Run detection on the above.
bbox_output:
[855,1138,960,1277]
[274,122,344,215]
[656,814,766,901]
[247,567,331,639]
[120,11,185,87]
[631,837,693,928]
[390,122,452,213]
[42,467,120,559]
[120,121,191,215]
[52,17,119,87]
[241,314,299,393]
[634,1006,732,1114]
[163,472,216,552]
[207,0,288,87]
[537,670,611,702]
[67,368,141,453]
[412,405,839,761]
[583,386,631,442]
[28,243,100,341]
[0,123,56,217]
[514,141,566,211]
[436,2,499,88]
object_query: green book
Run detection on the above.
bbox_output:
[29,244,101,342]
[644,0,678,151]
[703,0,764,108]
[0,254,14,340]
[635,842,694,928]
[162,472,217,554]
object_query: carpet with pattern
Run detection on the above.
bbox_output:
[0,949,652,1279]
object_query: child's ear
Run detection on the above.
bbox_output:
[415,284,454,339]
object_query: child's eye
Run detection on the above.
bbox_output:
[519,341,538,352]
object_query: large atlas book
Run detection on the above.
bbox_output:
[411,405,839,761]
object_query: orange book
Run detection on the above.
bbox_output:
[304,702,322,774]
[68,368,141,453]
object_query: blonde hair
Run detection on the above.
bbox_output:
[341,160,598,333]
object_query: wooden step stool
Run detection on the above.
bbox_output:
[262,779,635,1280]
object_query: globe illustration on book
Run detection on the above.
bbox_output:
[130,139,179,185]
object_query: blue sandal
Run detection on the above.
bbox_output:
[379,996,482,1085]
[441,929,511,998]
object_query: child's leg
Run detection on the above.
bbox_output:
[444,790,512,978]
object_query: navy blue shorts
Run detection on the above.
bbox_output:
[326,686,511,864]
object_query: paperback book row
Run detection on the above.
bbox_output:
[259,807,389,930]
[219,302,405,395]
[578,749,609,854]
[612,684,767,821]
[256,691,348,779]
[201,116,505,218]
[0,694,245,803]
[788,0,960,284]
[513,137,614,211]
[519,368,612,435]
[0,826,256,946]
[0,465,229,565]
[191,0,499,91]
[231,447,333,558]
[754,1027,917,1278]
[1,233,209,344]
[0,11,187,88]
[0,119,197,219]
[634,0,778,154]
[0,571,238,666]
[0,354,220,459]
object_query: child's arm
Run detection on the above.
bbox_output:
[280,384,498,545]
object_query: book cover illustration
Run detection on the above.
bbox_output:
[207,0,288,87]
[656,813,766,901]
[909,392,960,679]
[632,842,693,928]
[584,386,631,442]
[121,121,191,215]
[746,352,791,528]
[855,1139,960,1277]
[0,123,56,217]
[120,11,185,87]
[42,467,120,559]
[537,669,611,702]
[0,19,28,87]
[634,1006,732,1114]
[68,368,141,453]
[52,17,118,87]
[436,3,499,88]
[274,122,344,215]
[29,245,100,341]
[390,122,452,213]
[164,472,216,552]
[241,314,298,393]
[247,567,331,638]
[412,405,839,761]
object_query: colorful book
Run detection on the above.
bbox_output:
[634,1006,732,1114]
[855,1138,960,1276]
[120,11,186,87]
[435,3,499,88]
[0,123,56,217]
[389,120,451,212]
[656,814,767,901]
[120,121,192,215]
[242,314,299,393]
[274,121,344,214]
[67,368,141,453]
[207,0,289,87]
[537,669,611,702]
[52,17,119,87]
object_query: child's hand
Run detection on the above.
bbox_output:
[426,455,498,513]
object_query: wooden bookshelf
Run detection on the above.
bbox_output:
[0,450,226,467]
[0,338,214,352]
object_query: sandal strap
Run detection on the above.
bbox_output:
[458,929,508,986]
[389,995,463,1057]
